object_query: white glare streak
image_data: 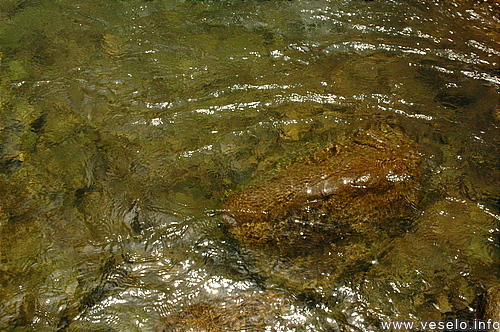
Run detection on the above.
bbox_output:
[151,118,163,126]
[461,71,500,85]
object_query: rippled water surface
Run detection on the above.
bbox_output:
[0,0,499,331]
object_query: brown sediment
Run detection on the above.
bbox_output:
[222,129,422,255]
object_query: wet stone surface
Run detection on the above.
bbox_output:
[154,290,291,332]
[222,129,422,256]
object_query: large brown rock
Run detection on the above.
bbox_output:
[222,130,422,255]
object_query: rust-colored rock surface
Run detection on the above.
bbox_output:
[154,291,288,332]
[222,130,422,254]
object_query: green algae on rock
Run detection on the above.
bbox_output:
[222,129,422,255]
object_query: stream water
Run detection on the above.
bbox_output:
[0,0,499,331]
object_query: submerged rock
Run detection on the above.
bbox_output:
[486,285,500,332]
[154,291,290,332]
[222,130,422,255]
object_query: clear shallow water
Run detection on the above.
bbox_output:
[0,0,498,331]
